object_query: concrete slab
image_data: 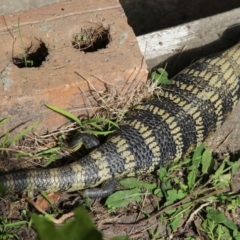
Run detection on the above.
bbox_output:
[0,0,148,135]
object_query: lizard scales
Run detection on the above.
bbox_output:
[1,42,240,196]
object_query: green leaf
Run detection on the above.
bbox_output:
[12,151,31,158]
[34,147,60,167]
[0,130,9,148]
[105,188,141,209]
[192,144,205,162]
[0,117,11,127]
[68,207,103,240]
[201,148,213,174]
[187,170,197,189]
[31,214,63,240]
[212,161,226,183]
[3,220,28,228]
[151,68,171,85]
[179,182,188,191]
[160,180,172,197]
[42,154,58,167]
[40,192,54,206]
[228,158,240,175]
[45,104,118,136]
[217,174,231,188]
[216,224,231,239]
[154,188,163,198]
[35,147,60,156]
[229,196,240,208]
[83,117,118,128]
[32,207,103,240]
[157,68,168,77]
[120,178,156,191]
[165,189,186,205]
[45,104,82,126]
[84,129,115,136]
[170,214,182,230]
[159,167,167,180]
[207,208,238,231]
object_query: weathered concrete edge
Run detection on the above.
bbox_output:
[137,7,240,69]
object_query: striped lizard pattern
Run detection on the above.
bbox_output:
[1,41,240,197]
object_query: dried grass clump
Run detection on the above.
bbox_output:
[0,71,161,169]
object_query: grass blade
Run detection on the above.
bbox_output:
[45,103,82,126]
[83,118,118,128]
[0,117,11,127]
[6,121,39,147]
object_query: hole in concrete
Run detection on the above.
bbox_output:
[71,22,111,52]
[12,37,48,68]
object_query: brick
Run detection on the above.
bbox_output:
[0,0,148,135]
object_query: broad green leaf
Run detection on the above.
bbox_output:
[154,188,163,198]
[228,158,240,175]
[187,170,196,189]
[31,213,63,240]
[217,174,231,188]
[182,157,193,165]
[169,157,192,172]
[192,144,205,162]
[212,161,226,183]
[204,196,218,202]
[234,234,240,240]
[120,178,156,191]
[170,214,182,230]
[216,224,231,239]
[32,207,103,240]
[160,180,172,199]
[105,188,141,209]
[151,68,171,85]
[231,196,240,207]
[165,189,186,205]
[156,68,168,77]
[173,176,180,184]
[207,208,238,231]
[164,208,177,215]
[201,148,213,174]
[159,167,167,180]
[66,207,102,240]
[179,182,188,191]
[161,180,172,190]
